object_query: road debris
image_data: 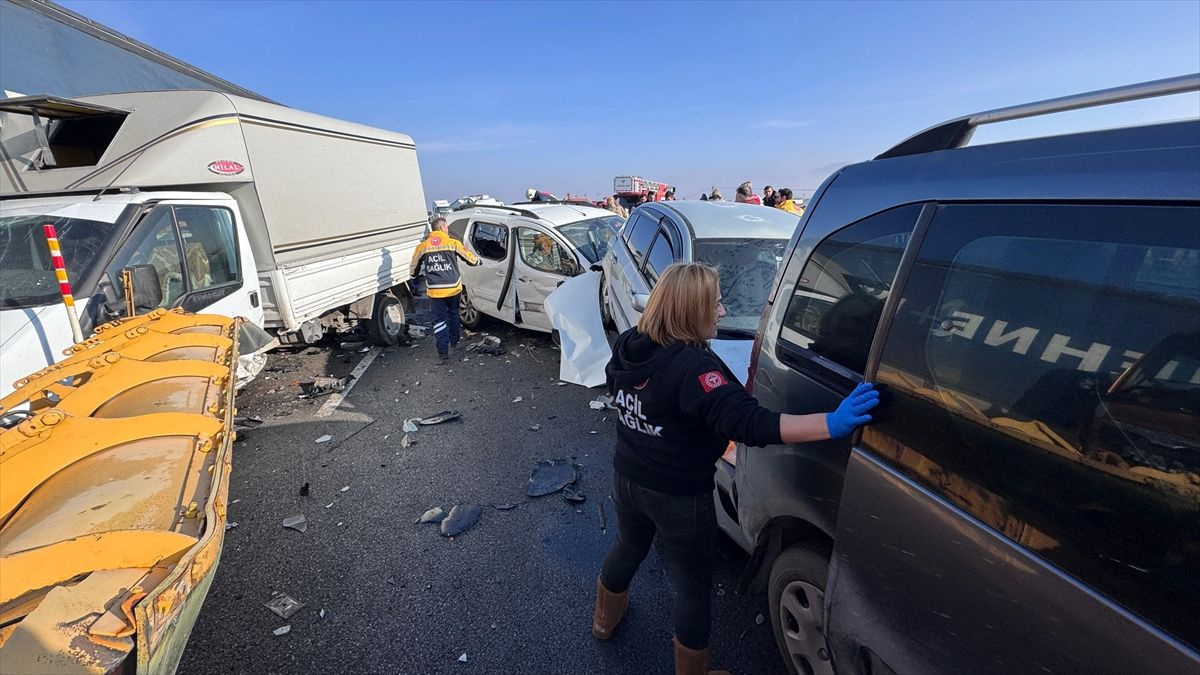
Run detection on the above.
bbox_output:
[408,325,427,338]
[417,507,447,524]
[273,409,294,417]
[234,415,264,430]
[265,593,305,619]
[273,625,291,636]
[340,485,350,493]
[403,419,420,433]
[299,482,310,497]
[458,653,469,663]
[401,434,416,448]
[339,339,368,351]
[589,394,615,410]
[440,504,482,537]
[512,396,523,403]
[417,410,462,425]
[300,376,348,398]
[562,487,586,504]
[755,613,765,625]
[467,334,506,355]
[315,434,332,444]
[529,424,541,431]
[225,521,238,531]
[319,608,327,620]
[282,515,308,533]
[527,460,578,497]
[491,502,519,511]
[597,502,607,531]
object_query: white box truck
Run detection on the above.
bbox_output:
[0,90,428,392]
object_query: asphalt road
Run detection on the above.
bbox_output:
[178,308,787,675]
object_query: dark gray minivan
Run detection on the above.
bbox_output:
[715,74,1200,675]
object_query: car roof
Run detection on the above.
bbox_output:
[455,203,618,229]
[644,200,799,240]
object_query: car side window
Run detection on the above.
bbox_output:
[448,218,469,241]
[778,204,922,374]
[517,227,576,276]
[624,211,659,268]
[644,231,675,284]
[106,206,184,308]
[173,206,240,290]
[470,221,507,261]
[865,203,1200,649]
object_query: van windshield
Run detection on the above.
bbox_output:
[0,214,119,309]
[697,238,789,335]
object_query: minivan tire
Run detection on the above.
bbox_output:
[599,279,616,330]
[367,293,404,346]
[459,288,487,329]
[768,541,835,675]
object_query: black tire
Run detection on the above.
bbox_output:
[599,277,616,330]
[459,288,488,330]
[768,541,835,675]
[367,293,405,346]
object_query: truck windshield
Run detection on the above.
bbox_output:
[557,215,623,264]
[696,238,789,335]
[0,214,118,309]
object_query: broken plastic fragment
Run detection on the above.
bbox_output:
[440,504,482,537]
[340,485,350,493]
[234,415,264,429]
[265,593,305,619]
[417,507,447,524]
[315,434,332,444]
[301,376,348,398]
[529,424,541,431]
[527,460,578,497]
[491,502,519,511]
[417,410,462,425]
[512,396,523,403]
[401,434,415,448]
[458,653,469,663]
[562,487,586,504]
[282,515,307,533]
[225,521,239,531]
[319,608,327,620]
[403,419,419,433]
[273,625,291,636]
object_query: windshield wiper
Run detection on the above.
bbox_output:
[716,327,757,340]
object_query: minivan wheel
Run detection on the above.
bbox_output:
[459,289,487,329]
[367,293,404,346]
[768,541,834,675]
[599,279,616,330]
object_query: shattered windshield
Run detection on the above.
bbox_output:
[697,238,789,335]
[0,214,119,309]
[557,215,623,264]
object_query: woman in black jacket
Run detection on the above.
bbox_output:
[592,262,879,675]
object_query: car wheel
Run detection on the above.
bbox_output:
[599,278,616,330]
[367,293,405,346]
[460,289,487,329]
[768,541,835,675]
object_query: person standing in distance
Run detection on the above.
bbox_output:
[591,262,879,675]
[410,217,481,364]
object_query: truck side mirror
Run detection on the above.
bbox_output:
[123,264,163,312]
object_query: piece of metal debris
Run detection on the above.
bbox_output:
[299,482,310,497]
[273,625,291,636]
[598,502,607,531]
[340,485,350,493]
[315,434,332,444]
[417,507,447,524]
[562,487,586,504]
[225,521,238,531]
[265,593,305,619]
[417,410,462,425]
[300,376,348,398]
[512,396,523,403]
[440,504,482,537]
[527,460,578,497]
[467,335,505,355]
[339,339,368,351]
[234,415,264,429]
[491,502,519,511]
[282,515,307,533]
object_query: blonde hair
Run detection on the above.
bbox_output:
[637,262,719,348]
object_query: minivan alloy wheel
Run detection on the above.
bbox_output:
[779,580,832,675]
[460,291,479,325]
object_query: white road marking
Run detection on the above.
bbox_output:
[314,346,381,418]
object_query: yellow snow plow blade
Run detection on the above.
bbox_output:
[0,308,239,674]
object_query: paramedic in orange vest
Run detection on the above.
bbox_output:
[410,217,481,364]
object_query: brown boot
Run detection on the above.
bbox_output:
[591,576,629,640]
[673,637,732,675]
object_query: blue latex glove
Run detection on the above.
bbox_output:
[826,382,880,438]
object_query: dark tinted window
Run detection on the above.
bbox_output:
[644,232,676,283]
[778,204,921,373]
[624,211,659,268]
[866,203,1200,648]
[470,221,507,261]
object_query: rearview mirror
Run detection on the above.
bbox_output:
[123,264,163,313]
[631,292,651,313]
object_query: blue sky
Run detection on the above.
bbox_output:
[62,0,1200,205]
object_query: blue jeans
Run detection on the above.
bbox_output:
[430,294,461,357]
[601,469,717,649]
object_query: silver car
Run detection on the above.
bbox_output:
[601,200,798,381]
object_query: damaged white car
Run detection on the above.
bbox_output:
[447,202,623,332]
[601,201,797,382]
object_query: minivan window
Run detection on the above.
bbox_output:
[624,211,659,268]
[470,222,507,261]
[866,203,1200,648]
[778,204,921,373]
[644,232,675,283]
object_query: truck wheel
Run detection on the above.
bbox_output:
[768,541,835,675]
[367,293,404,346]
[460,289,487,329]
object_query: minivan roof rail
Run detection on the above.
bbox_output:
[876,73,1200,160]
[451,203,540,219]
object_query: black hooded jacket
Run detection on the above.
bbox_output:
[606,328,783,495]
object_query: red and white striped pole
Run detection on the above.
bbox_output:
[42,223,85,344]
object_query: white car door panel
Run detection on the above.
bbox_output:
[512,225,579,332]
